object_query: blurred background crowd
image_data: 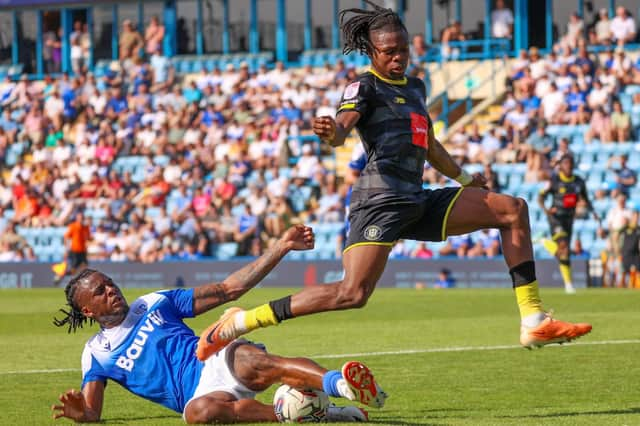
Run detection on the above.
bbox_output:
[0,5,638,278]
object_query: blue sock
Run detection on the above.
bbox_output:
[322,370,343,397]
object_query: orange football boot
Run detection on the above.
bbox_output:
[520,315,592,349]
[196,307,243,361]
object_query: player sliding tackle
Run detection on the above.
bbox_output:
[51,225,384,424]
[197,0,592,367]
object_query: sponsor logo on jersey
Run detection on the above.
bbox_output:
[343,82,360,100]
[394,96,406,104]
[364,225,383,241]
[116,310,166,372]
[410,112,428,149]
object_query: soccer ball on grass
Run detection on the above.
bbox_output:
[273,384,329,423]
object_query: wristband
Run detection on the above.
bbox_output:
[454,169,473,186]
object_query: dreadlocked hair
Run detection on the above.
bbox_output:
[53,269,98,333]
[339,0,407,55]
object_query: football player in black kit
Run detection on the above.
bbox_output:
[538,155,600,294]
[196,2,593,391]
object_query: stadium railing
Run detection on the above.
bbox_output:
[427,56,508,130]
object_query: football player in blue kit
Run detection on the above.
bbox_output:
[51,225,380,424]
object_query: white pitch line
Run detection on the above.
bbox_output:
[1,368,78,375]
[310,339,640,359]
[3,339,640,375]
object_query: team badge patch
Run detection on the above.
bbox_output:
[364,225,383,241]
[343,82,361,100]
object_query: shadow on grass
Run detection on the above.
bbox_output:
[105,414,178,423]
[497,406,640,419]
[367,420,447,426]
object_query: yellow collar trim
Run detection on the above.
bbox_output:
[369,68,407,85]
[558,172,575,183]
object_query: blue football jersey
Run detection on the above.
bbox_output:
[81,289,202,413]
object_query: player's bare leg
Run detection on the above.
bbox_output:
[231,344,386,408]
[445,188,591,348]
[196,245,391,359]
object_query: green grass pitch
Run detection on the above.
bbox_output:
[1,287,640,425]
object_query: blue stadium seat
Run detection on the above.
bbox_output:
[153,155,170,167]
[178,60,192,74]
[215,243,238,260]
[191,60,204,73]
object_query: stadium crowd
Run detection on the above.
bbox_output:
[0,10,639,268]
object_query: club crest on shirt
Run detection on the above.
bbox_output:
[134,303,148,315]
[343,82,360,100]
[364,225,383,241]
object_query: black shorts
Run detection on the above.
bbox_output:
[622,256,640,273]
[68,251,88,269]
[344,187,463,252]
[548,214,573,242]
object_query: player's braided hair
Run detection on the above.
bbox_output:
[339,0,407,55]
[53,269,98,333]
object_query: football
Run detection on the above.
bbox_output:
[273,385,329,423]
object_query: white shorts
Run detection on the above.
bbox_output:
[182,340,264,419]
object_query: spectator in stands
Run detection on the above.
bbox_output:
[523,123,553,182]
[410,33,428,67]
[562,12,585,49]
[611,7,637,46]
[119,20,144,63]
[549,137,573,170]
[56,212,91,286]
[388,240,409,259]
[584,106,612,144]
[587,80,610,111]
[441,20,465,60]
[295,144,321,179]
[0,240,21,262]
[234,204,258,255]
[433,268,456,289]
[600,191,631,257]
[591,9,612,45]
[468,228,501,257]
[42,24,59,73]
[492,0,513,39]
[482,163,501,193]
[541,82,566,124]
[410,242,433,259]
[610,100,631,141]
[438,234,473,258]
[566,82,589,125]
[619,209,640,288]
[0,221,27,252]
[315,174,343,223]
[145,16,165,56]
[608,154,637,197]
[572,237,588,257]
[263,196,294,244]
[633,60,640,84]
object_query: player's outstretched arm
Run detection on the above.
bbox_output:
[52,381,104,422]
[192,225,315,315]
[426,128,487,188]
[312,110,360,147]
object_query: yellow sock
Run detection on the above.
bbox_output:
[515,280,544,319]
[243,304,279,331]
[559,263,572,286]
[542,239,558,256]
